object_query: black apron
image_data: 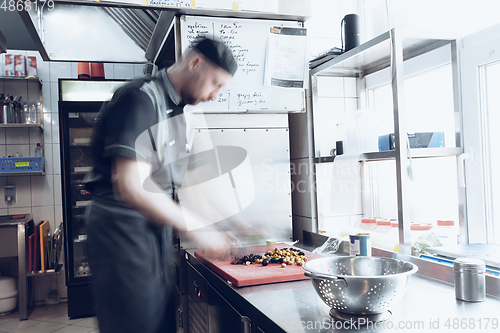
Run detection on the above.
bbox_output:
[85,198,176,333]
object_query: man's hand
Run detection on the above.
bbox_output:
[185,227,236,260]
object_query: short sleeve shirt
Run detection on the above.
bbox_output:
[85,73,186,205]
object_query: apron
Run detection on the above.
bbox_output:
[85,198,176,333]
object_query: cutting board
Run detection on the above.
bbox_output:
[195,243,323,287]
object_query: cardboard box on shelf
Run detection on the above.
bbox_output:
[27,56,37,77]
[14,54,26,76]
[4,54,14,76]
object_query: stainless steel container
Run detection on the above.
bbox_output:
[1,105,7,124]
[7,103,16,124]
[454,258,485,302]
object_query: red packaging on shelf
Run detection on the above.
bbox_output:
[27,56,38,77]
[90,62,105,79]
[14,54,26,76]
[4,54,14,76]
[77,62,90,79]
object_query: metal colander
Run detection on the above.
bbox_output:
[303,256,418,316]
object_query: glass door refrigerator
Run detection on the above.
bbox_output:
[58,79,127,318]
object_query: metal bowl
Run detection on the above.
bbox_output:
[303,256,418,316]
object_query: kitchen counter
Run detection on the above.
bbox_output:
[185,246,500,332]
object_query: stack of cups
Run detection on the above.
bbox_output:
[78,63,105,80]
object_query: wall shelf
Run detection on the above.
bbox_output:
[0,76,41,84]
[0,171,45,176]
[313,156,335,164]
[359,147,463,162]
[0,123,43,129]
[309,28,460,256]
[310,29,456,77]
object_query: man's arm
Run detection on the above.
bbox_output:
[112,155,187,232]
[112,155,232,257]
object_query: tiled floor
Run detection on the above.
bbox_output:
[0,302,99,333]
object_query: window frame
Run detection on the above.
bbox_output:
[460,24,500,244]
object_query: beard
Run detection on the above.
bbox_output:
[180,90,199,106]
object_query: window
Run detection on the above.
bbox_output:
[364,64,461,253]
[483,62,500,244]
[460,26,500,246]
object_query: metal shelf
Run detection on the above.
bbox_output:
[359,147,462,162]
[310,29,456,77]
[0,171,45,176]
[313,156,335,164]
[0,123,43,129]
[0,76,41,84]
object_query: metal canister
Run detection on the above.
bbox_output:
[454,258,485,302]
[7,103,15,123]
[349,233,371,256]
[1,104,7,124]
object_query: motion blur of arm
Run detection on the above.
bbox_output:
[112,155,233,258]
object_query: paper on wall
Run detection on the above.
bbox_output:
[264,26,308,89]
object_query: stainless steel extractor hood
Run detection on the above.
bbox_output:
[0,31,7,53]
[17,2,310,64]
[19,4,160,63]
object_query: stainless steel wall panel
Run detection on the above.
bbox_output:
[181,128,292,246]
[288,111,310,159]
[292,215,314,242]
[194,114,289,129]
[290,157,313,218]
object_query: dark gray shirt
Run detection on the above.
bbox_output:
[86,70,189,206]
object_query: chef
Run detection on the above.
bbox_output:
[84,38,238,333]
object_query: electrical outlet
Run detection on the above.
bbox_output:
[5,186,15,203]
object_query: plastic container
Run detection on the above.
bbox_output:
[0,157,45,173]
[359,217,377,231]
[436,220,458,247]
[34,143,43,157]
[28,102,40,124]
[375,218,392,234]
[390,219,399,238]
[0,275,18,314]
[410,223,433,240]
[454,258,485,302]
[411,223,441,255]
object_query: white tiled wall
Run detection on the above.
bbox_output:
[292,0,362,236]
[2,50,145,302]
[305,0,361,58]
[304,0,361,157]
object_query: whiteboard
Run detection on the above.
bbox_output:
[180,15,306,113]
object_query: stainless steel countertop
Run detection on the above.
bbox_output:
[186,247,500,333]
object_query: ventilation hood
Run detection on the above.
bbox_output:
[19,3,160,63]
[17,2,309,64]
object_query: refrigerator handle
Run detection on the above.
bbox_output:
[241,316,252,333]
